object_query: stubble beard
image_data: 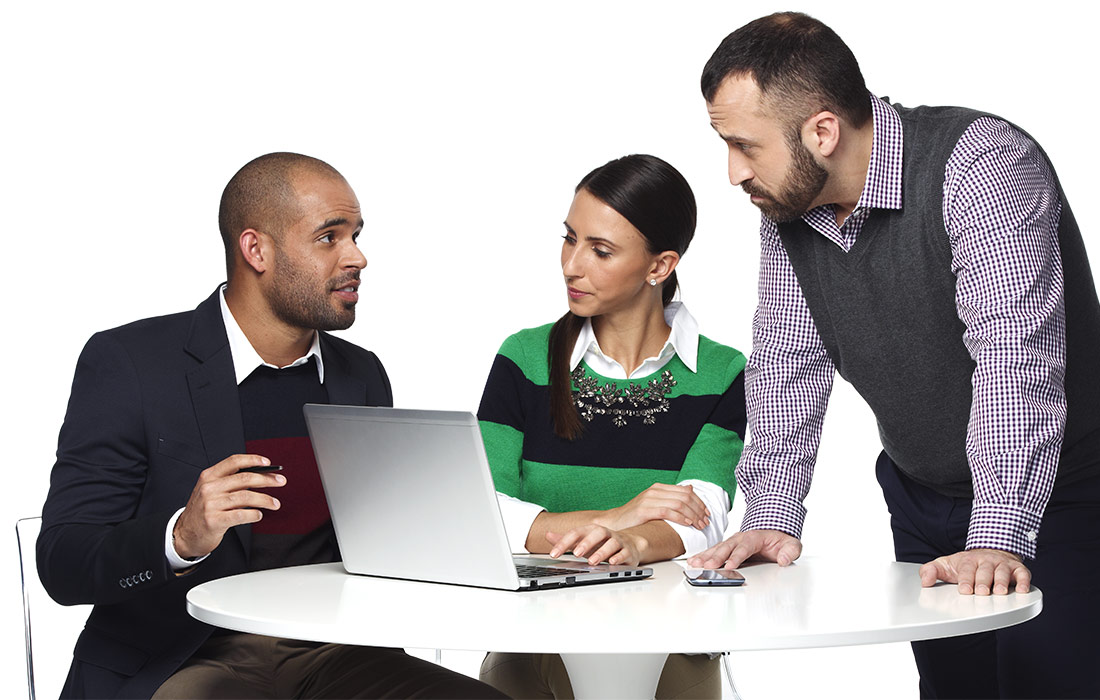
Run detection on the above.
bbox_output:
[268,253,359,332]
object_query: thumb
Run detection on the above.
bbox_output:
[775,538,802,566]
[919,561,943,587]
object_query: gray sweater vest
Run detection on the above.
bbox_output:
[778,103,1100,497]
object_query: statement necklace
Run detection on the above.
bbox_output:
[571,365,677,427]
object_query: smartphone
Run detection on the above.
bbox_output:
[683,568,746,586]
[239,465,284,473]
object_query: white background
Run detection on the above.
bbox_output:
[2,1,1096,698]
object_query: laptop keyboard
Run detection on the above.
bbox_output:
[515,564,586,579]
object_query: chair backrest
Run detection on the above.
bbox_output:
[16,517,91,700]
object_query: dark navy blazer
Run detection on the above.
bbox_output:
[37,288,392,699]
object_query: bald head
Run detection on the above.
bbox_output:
[218,152,346,279]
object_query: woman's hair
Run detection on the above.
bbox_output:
[548,154,697,440]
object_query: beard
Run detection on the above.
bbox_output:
[742,136,829,223]
[268,252,359,332]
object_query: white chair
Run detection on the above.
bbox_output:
[17,517,92,700]
[721,652,744,700]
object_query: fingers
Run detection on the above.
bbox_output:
[213,487,282,513]
[547,529,584,558]
[721,540,760,570]
[687,530,801,569]
[572,528,613,562]
[587,535,625,566]
[195,473,286,502]
[920,549,1032,596]
[577,528,638,566]
[229,470,287,491]
[632,485,710,528]
[1011,562,1032,594]
[955,556,982,595]
[980,559,1031,595]
[992,561,1014,595]
[184,483,283,537]
[686,540,734,569]
[972,559,996,596]
[175,454,285,559]
[640,498,709,529]
[208,453,272,478]
[547,526,637,566]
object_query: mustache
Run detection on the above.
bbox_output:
[329,271,361,289]
[741,181,771,200]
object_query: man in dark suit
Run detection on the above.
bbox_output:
[37,153,503,699]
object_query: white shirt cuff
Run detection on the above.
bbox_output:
[165,507,211,571]
[665,479,731,558]
[496,492,546,553]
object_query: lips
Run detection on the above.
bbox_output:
[567,286,590,300]
[331,277,360,303]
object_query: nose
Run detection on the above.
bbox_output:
[728,148,754,187]
[343,239,367,270]
[561,243,582,280]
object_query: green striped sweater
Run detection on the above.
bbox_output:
[477,322,746,513]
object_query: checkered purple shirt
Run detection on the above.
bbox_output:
[740,95,1065,559]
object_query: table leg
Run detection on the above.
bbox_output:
[560,652,668,700]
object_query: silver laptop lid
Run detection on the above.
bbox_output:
[305,404,522,589]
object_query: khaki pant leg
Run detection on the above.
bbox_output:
[654,654,721,700]
[152,634,275,699]
[277,639,505,699]
[479,652,565,699]
[155,633,505,699]
[480,651,719,700]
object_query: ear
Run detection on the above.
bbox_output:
[803,110,841,158]
[238,229,272,274]
[648,251,681,285]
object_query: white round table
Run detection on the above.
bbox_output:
[187,557,1041,699]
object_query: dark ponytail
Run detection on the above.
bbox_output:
[548,154,696,440]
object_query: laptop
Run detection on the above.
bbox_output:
[304,404,654,591]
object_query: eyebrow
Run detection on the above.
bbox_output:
[711,123,755,146]
[563,222,617,248]
[313,217,364,233]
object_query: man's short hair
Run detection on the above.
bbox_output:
[218,152,344,279]
[701,12,872,134]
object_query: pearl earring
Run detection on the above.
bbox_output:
[649,279,658,287]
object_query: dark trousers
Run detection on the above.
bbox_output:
[876,452,1100,699]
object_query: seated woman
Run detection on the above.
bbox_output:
[477,154,747,699]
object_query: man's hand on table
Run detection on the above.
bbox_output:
[919,548,1032,595]
[686,529,802,569]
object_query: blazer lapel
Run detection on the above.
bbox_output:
[184,289,251,556]
[319,334,368,406]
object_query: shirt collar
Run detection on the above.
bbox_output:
[795,94,903,246]
[857,94,904,211]
[219,285,324,385]
[569,301,699,378]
